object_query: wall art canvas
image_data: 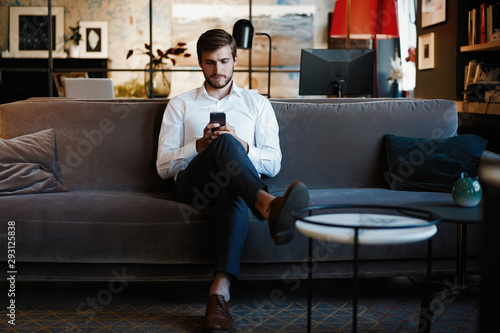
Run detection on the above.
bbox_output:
[79,21,109,58]
[171,5,314,68]
[421,0,446,28]
[169,4,314,96]
[418,33,435,70]
[4,6,65,58]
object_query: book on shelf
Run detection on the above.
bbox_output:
[481,4,486,44]
[465,60,479,89]
[487,4,493,42]
[468,3,500,45]
[469,8,477,45]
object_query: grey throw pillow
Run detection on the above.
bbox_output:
[0,129,68,195]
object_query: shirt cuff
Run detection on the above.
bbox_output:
[247,144,259,169]
[184,139,198,161]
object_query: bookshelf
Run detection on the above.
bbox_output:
[455,1,500,154]
[457,1,499,97]
[460,40,500,52]
[456,100,500,115]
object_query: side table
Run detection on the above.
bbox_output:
[293,204,441,333]
[401,200,482,287]
[401,200,482,333]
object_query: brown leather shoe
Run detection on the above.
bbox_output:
[268,181,309,245]
[202,294,233,332]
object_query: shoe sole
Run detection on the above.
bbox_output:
[273,181,309,245]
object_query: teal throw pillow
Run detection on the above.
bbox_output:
[385,134,487,192]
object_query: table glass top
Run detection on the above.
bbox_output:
[297,213,437,245]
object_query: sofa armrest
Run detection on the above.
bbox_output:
[480,150,500,165]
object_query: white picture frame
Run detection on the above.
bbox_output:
[418,33,435,70]
[421,0,446,28]
[79,21,108,59]
[6,6,65,58]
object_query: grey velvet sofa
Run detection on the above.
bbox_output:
[1,97,497,282]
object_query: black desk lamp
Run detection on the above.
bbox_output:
[232,19,272,98]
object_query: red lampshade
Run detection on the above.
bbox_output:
[377,0,399,39]
[330,0,399,40]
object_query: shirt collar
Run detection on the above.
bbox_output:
[196,81,243,100]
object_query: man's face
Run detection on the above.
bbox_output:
[199,45,237,90]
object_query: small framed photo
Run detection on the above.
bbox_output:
[79,21,108,58]
[418,33,435,70]
[53,72,88,97]
[7,6,66,58]
[421,0,446,28]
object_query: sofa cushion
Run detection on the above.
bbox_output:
[0,128,67,195]
[2,189,465,266]
[385,134,487,192]
[0,99,171,192]
[1,191,216,264]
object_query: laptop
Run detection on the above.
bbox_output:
[64,78,114,99]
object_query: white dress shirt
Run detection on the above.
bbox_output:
[156,82,282,180]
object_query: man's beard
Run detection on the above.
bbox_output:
[206,73,233,89]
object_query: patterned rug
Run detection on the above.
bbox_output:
[1,278,479,332]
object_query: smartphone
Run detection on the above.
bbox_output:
[210,112,226,132]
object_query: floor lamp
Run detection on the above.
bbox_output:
[330,0,399,97]
[232,19,272,98]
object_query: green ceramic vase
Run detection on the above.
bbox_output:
[452,172,483,207]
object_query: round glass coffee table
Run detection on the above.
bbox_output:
[293,204,441,333]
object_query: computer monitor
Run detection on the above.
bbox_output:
[299,49,375,97]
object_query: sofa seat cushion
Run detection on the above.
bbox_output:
[306,187,455,206]
[1,191,217,264]
[3,188,477,267]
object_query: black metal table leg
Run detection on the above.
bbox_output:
[352,228,359,333]
[457,223,467,288]
[307,237,313,333]
[419,237,434,333]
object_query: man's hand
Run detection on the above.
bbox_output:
[196,122,219,152]
[196,122,249,153]
[220,123,249,153]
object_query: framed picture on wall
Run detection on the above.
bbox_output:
[418,33,435,70]
[7,6,66,58]
[79,21,109,58]
[421,0,446,28]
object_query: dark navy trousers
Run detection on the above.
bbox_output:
[172,135,267,278]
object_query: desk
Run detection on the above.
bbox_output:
[293,205,440,333]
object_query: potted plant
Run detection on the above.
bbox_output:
[68,25,82,58]
[126,42,191,98]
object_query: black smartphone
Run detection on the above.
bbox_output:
[210,112,226,132]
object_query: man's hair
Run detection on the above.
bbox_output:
[196,29,237,62]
